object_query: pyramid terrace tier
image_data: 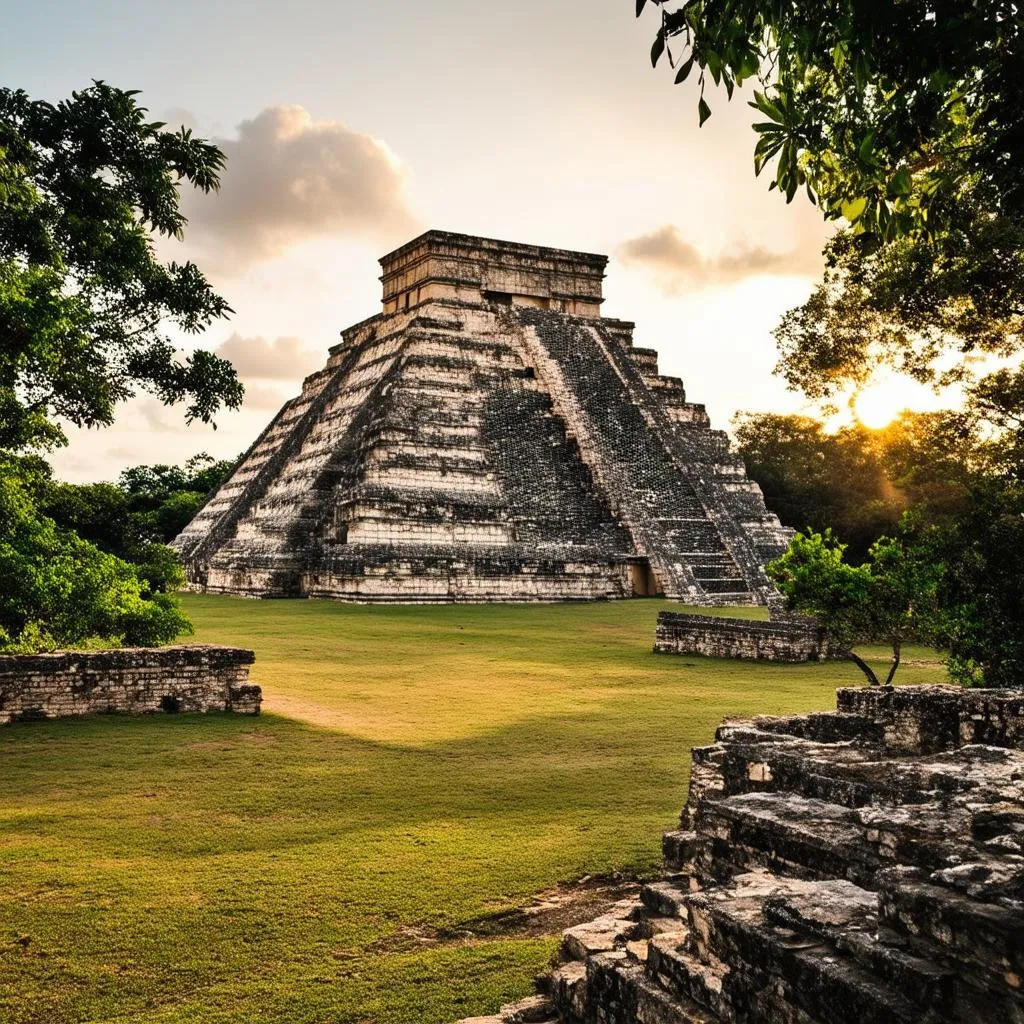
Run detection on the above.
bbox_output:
[175,232,791,604]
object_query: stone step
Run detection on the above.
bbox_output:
[584,951,721,1024]
[645,933,729,1020]
[698,791,884,887]
[686,879,927,1024]
[662,829,700,872]
[758,877,958,1009]
[497,994,557,1023]
[559,907,642,962]
[879,866,1024,999]
[691,581,753,596]
[708,735,904,810]
[544,961,586,1020]
[640,880,692,919]
[741,711,883,745]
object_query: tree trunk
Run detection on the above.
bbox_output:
[845,649,880,686]
[884,639,902,686]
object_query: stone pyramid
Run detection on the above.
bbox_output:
[173,231,791,604]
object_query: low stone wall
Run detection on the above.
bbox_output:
[654,610,832,662]
[0,645,260,725]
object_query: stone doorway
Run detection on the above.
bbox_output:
[629,560,660,597]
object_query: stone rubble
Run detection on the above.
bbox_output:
[0,644,260,724]
[173,231,791,604]
[458,685,1024,1024]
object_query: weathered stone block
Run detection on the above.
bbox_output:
[654,612,833,663]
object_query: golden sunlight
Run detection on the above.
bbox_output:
[852,375,946,429]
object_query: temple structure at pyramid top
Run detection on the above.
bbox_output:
[173,230,792,604]
[379,230,607,316]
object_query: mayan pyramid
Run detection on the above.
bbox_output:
[173,231,791,604]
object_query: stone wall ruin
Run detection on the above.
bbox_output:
[459,685,1024,1024]
[654,611,834,663]
[0,645,260,724]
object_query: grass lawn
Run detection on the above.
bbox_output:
[0,596,946,1023]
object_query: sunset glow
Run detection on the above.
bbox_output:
[853,374,948,430]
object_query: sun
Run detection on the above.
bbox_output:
[854,386,901,429]
[852,375,942,430]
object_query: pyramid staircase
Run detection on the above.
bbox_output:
[460,686,1024,1024]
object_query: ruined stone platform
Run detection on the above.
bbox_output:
[459,685,1024,1024]
[174,231,790,604]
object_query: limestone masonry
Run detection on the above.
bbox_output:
[460,685,1024,1024]
[654,611,835,663]
[0,645,260,724]
[174,231,791,604]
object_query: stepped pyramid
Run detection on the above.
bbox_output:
[174,231,791,603]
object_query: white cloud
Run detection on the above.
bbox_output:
[182,106,419,271]
[617,224,823,295]
[215,333,323,380]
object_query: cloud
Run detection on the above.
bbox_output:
[161,107,199,132]
[617,224,822,295]
[241,383,291,411]
[136,398,193,435]
[215,333,323,380]
[182,106,418,270]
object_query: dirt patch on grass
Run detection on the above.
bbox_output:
[262,694,368,732]
[355,874,641,957]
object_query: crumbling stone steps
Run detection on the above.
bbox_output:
[459,686,1024,1024]
[546,877,939,1024]
[682,883,932,1024]
[690,782,993,890]
[879,867,1024,993]
[548,878,972,1024]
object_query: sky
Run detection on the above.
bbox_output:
[2,0,950,482]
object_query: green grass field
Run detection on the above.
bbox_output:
[0,596,946,1024]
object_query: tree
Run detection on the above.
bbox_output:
[639,1,1021,242]
[773,218,1024,401]
[638,2,1024,399]
[118,453,235,541]
[734,413,904,560]
[767,528,939,686]
[927,481,1024,688]
[0,81,243,453]
[38,453,235,594]
[905,367,1024,686]
[0,456,189,652]
[0,82,240,652]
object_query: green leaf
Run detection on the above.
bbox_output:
[887,168,912,197]
[751,90,785,124]
[858,130,876,164]
[738,51,760,81]
[842,196,869,223]
[674,56,695,84]
[651,31,665,68]
[707,51,722,84]
[698,96,712,126]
